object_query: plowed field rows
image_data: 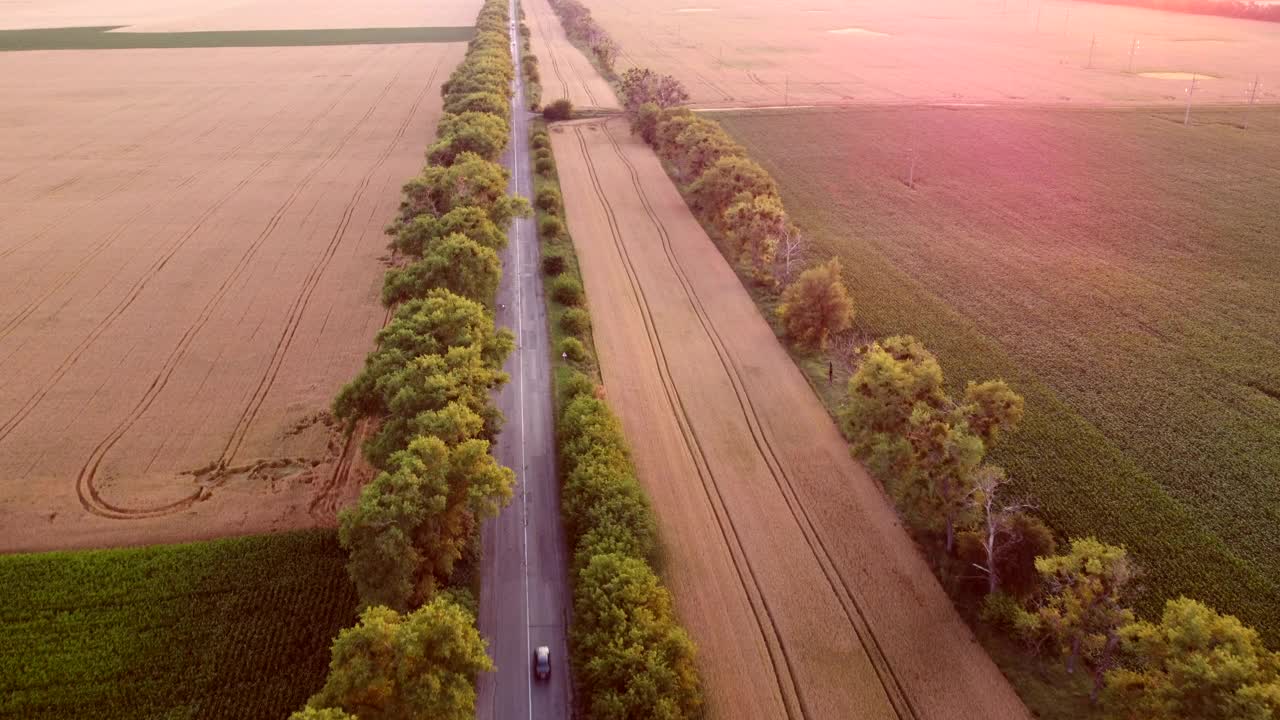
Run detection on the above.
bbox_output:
[0,41,466,552]
[524,0,619,109]
[551,117,1029,720]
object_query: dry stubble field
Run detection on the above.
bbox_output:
[578,0,1280,107]
[1,0,481,31]
[0,2,476,552]
[524,0,619,109]
[552,117,1029,720]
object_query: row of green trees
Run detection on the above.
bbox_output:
[624,75,856,352]
[844,340,1280,715]
[290,3,525,719]
[546,0,619,74]
[556,378,704,719]
[516,10,542,110]
[618,62,1280,719]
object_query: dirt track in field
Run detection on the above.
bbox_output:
[578,0,1280,108]
[0,42,466,552]
[523,0,619,110]
[551,117,1030,720]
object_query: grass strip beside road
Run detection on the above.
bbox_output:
[0,26,475,52]
[0,530,357,720]
[531,120,601,395]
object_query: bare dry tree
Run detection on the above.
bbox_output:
[968,466,1036,596]
[774,222,806,285]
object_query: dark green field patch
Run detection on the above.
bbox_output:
[0,25,474,52]
[716,106,1280,642]
[0,530,357,720]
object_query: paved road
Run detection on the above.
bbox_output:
[476,2,572,719]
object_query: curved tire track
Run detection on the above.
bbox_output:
[75,49,422,519]
[0,61,373,450]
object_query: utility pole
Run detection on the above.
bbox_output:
[1244,75,1261,130]
[1086,33,1096,69]
[1184,73,1198,127]
[907,110,918,190]
[1127,36,1140,73]
[784,74,789,106]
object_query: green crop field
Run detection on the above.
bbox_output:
[716,105,1280,641]
[0,530,357,720]
[0,25,474,52]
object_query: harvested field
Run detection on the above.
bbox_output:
[577,0,1280,107]
[525,0,620,109]
[0,26,476,52]
[551,117,1029,720]
[0,40,467,552]
[0,0,482,32]
[716,105,1280,642]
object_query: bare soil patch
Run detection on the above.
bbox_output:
[551,117,1030,719]
[525,0,620,110]
[0,42,465,552]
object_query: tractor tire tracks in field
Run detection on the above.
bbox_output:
[572,124,806,720]
[599,121,919,720]
[530,0,602,107]
[0,80,322,451]
[0,47,436,520]
[0,89,255,345]
[530,0,573,103]
[73,52,444,520]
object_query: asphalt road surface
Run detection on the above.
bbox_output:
[476,2,572,718]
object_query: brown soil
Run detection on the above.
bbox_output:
[551,117,1030,720]
[578,0,1280,107]
[525,0,620,110]
[0,42,465,552]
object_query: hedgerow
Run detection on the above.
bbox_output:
[517,9,542,110]
[298,1,525,716]
[546,0,620,74]
[527,109,704,716]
